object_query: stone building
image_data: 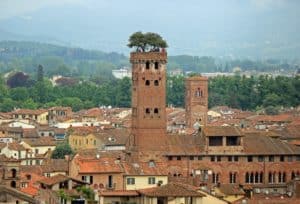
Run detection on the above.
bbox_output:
[126,48,300,200]
[185,75,208,128]
[129,51,169,162]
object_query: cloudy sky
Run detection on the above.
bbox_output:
[0,0,299,57]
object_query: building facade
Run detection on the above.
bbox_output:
[185,76,208,128]
[129,51,169,162]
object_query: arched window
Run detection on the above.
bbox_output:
[245,172,249,183]
[154,108,159,114]
[212,172,219,184]
[255,172,259,183]
[292,171,296,180]
[154,62,159,69]
[154,80,159,86]
[145,80,150,86]
[278,172,286,183]
[250,172,254,183]
[145,108,150,114]
[229,172,237,184]
[268,172,275,183]
[146,61,150,69]
[259,172,263,183]
[195,88,203,97]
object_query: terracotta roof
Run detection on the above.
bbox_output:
[6,142,27,151]
[11,109,48,115]
[167,133,205,155]
[0,185,38,203]
[217,184,245,195]
[0,154,20,162]
[138,182,205,197]
[20,186,39,196]
[202,126,243,137]
[0,112,12,119]
[38,174,69,186]
[0,143,26,151]
[247,114,294,123]
[99,190,139,196]
[123,162,169,176]
[22,128,39,138]
[41,159,68,173]
[23,137,56,147]
[95,128,129,146]
[38,174,85,186]
[82,108,103,117]
[68,126,98,135]
[75,156,124,174]
[243,132,300,155]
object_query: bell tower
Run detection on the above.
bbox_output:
[130,50,168,161]
[185,76,208,128]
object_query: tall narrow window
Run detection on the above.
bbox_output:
[146,61,150,69]
[268,172,275,183]
[212,173,219,184]
[145,80,150,86]
[154,80,159,86]
[154,62,159,69]
[108,175,113,188]
[230,172,237,184]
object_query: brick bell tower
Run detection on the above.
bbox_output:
[185,76,208,128]
[129,50,168,161]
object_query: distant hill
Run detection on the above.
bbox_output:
[0,41,127,64]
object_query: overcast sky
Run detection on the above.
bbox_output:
[1,0,300,56]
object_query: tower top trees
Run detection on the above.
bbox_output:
[127,32,168,52]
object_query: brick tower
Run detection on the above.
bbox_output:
[185,76,208,128]
[129,51,168,161]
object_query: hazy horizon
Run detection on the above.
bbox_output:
[1,0,300,58]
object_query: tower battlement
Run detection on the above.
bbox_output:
[130,51,167,63]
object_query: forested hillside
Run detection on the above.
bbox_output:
[0,41,299,113]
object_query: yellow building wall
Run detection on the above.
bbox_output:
[199,191,228,204]
[37,112,49,125]
[125,176,168,190]
[69,133,99,150]
[15,112,49,125]
[223,195,244,203]
[33,146,56,154]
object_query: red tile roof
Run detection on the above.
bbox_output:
[75,157,124,174]
[11,109,48,115]
[20,186,39,196]
[202,126,243,137]
[99,190,139,196]
[138,182,205,197]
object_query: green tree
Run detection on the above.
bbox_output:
[10,87,29,101]
[0,98,18,112]
[263,93,281,107]
[51,143,74,159]
[127,32,167,52]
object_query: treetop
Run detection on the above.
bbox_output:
[127,31,168,52]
